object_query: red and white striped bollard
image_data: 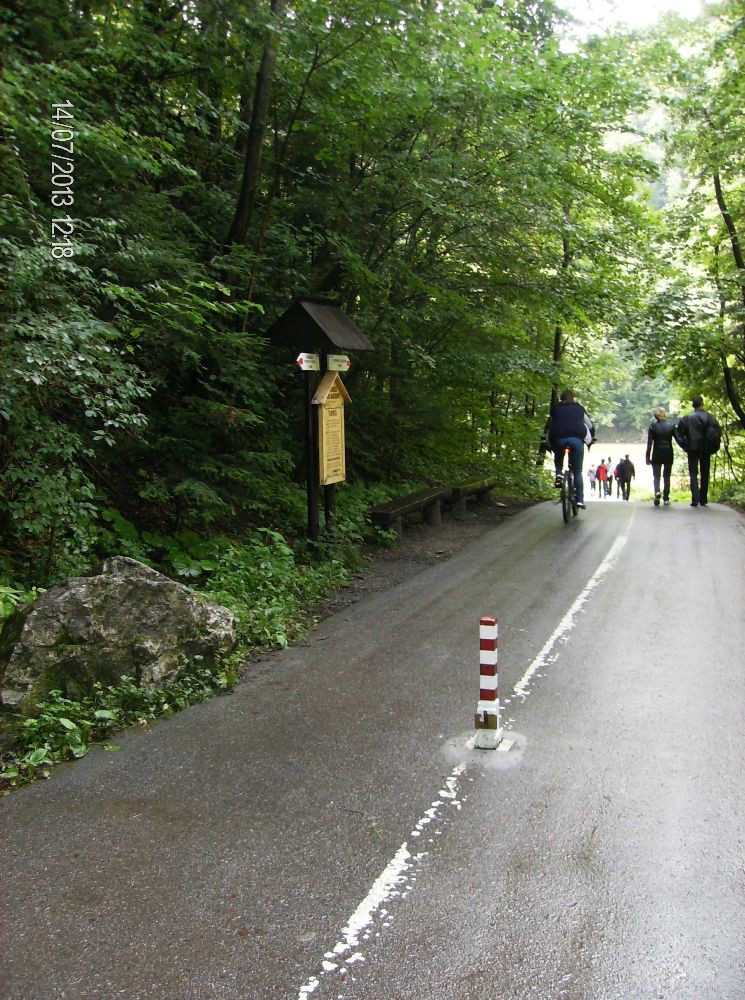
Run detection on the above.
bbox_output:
[474,616,503,749]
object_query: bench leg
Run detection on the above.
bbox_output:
[452,497,467,517]
[476,489,492,505]
[393,516,403,539]
[424,500,442,527]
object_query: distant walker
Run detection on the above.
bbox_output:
[617,454,635,502]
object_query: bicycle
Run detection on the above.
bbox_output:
[560,445,578,523]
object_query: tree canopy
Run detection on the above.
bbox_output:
[1,0,743,589]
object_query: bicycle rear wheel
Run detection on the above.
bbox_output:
[570,470,578,516]
[561,471,572,523]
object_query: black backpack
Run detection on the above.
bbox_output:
[704,417,722,455]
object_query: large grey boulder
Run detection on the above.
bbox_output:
[0,557,237,707]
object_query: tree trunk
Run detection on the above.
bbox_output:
[721,357,745,429]
[538,219,573,465]
[551,222,573,392]
[225,0,288,247]
[712,175,745,428]
[714,172,745,286]
[247,45,322,299]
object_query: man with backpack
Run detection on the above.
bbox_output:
[618,454,636,501]
[674,395,722,508]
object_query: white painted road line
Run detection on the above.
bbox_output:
[296,764,466,998]
[511,521,632,703]
[297,516,632,998]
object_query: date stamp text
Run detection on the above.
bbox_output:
[50,101,76,259]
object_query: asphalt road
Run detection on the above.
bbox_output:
[2,499,744,1000]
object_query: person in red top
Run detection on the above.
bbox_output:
[596,461,608,497]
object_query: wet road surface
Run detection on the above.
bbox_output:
[2,500,744,999]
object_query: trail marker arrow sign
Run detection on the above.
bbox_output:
[327,354,352,372]
[297,352,320,371]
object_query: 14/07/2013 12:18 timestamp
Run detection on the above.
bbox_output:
[50,101,75,259]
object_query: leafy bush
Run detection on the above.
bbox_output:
[0,582,42,622]
[204,529,349,649]
[715,481,745,507]
[0,657,238,789]
[97,508,228,578]
[327,482,401,553]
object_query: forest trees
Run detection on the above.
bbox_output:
[632,1,745,437]
[674,2,745,431]
[0,0,739,589]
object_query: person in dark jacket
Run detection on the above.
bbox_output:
[546,389,595,508]
[618,454,635,501]
[674,395,722,507]
[646,406,676,506]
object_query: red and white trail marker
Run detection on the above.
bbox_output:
[297,352,321,371]
[327,354,352,372]
[474,616,504,749]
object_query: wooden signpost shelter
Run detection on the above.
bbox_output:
[265,298,373,542]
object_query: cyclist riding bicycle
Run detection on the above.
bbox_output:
[546,389,596,509]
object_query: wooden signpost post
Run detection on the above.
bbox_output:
[265,298,373,543]
[313,371,351,533]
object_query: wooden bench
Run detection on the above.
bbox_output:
[370,487,453,538]
[449,476,498,515]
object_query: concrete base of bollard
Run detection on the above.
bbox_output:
[473,725,504,750]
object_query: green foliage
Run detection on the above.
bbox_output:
[716,481,745,507]
[10,0,745,794]
[3,0,740,593]
[0,237,151,580]
[204,527,350,649]
[97,508,228,578]
[631,2,745,438]
[0,657,238,790]
[591,344,676,440]
[0,583,41,622]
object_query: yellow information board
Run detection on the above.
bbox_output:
[312,372,351,486]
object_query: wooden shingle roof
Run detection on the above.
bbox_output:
[265,297,374,352]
